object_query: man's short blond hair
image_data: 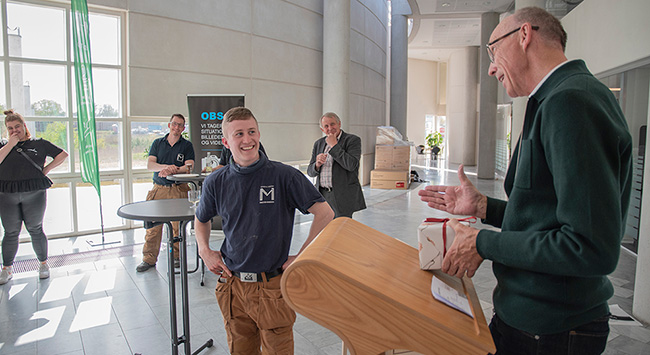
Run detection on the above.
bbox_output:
[222,107,258,136]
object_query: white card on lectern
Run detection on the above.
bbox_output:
[431,275,473,318]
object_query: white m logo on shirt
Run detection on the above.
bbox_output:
[259,186,275,204]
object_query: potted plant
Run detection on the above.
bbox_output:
[425,132,443,160]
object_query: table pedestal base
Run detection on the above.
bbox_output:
[166,221,213,355]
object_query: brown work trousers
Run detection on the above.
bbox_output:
[141,183,189,265]
[215,273,296,355]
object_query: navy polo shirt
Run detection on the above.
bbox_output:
[196,152,325,273]
[148,134,195,185]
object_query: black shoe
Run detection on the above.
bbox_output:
[136,262,155,272]
[174,258,180,268]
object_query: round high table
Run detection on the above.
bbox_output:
[166,173,209,190]
[166,173,210,284]
[117,199,213,355]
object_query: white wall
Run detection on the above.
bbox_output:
[407,59,439,146]
[89,0,388,166]
[562,0,650,76]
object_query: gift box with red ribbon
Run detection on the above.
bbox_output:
[417,217,476,270]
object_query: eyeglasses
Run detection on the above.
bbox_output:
[170,121,185,127]
[486,25,539,63]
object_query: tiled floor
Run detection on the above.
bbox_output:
[0,161,648,354]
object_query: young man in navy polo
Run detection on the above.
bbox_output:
[137,113,195,272]
[195,107,333,354]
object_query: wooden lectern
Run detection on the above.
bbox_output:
[281,218,495,355]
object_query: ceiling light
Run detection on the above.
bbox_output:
[610,88,621,91]
[442,2,450,7]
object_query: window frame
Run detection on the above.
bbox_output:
[0,0,130,240]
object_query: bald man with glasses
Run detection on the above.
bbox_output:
[419,7,632,355]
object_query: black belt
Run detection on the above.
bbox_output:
[154,182,185,187]
[232,268,283,282]
[319,186,332,192]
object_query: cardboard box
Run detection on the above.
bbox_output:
[370,179,409,190]
[370,169,410,190]
[374,161,410,170]
[375,145,411,170]
[371,170,409,180]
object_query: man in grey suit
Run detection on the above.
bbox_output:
[308,112,366,218]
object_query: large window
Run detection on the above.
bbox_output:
[7,2,66,61]
[130,121,172,169]
[1,1,126,238]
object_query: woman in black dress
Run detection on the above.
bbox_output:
[0,110,68,284]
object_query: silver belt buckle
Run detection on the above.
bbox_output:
[239,272,258,282]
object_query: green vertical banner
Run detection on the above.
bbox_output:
[71,0,101,197]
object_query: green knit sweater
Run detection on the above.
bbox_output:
[477,60,633,334]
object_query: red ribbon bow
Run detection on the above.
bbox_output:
[423,217,477,255]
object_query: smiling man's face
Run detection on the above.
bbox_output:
[487,17,527,98]
[222,117,260,167]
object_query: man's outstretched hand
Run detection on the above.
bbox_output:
[418,165,487,219]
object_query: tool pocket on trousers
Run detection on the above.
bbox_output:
[215,278,232,321]
[178,183,191,194]
[145,188,158,201]
[258,281,296,330]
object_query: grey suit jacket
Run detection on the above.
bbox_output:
[307,131,366,216]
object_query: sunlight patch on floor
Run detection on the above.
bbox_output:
[40,275,84,304]
[69,296,113,332]
[8,283,28,300]
[84,269,116,294]
[15,306,66,346]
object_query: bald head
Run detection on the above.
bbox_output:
[506,6,567,52]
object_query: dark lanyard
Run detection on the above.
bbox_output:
[16,146,44,172]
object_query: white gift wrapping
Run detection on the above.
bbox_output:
[417,217,476,270]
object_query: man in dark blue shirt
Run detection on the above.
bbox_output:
[195,107,333,354]
[137,113,195,272]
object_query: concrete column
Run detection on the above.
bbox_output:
[511,0,546,147]
[447,47,478,165]
[390,1,411,138]
[633,81,650,324]
[477,12,500,179]
[323,0,350,131]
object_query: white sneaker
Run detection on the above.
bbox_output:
[39,262,50,279]
[0,266,13,285]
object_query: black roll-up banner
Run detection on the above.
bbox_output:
[187,94,245,170]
